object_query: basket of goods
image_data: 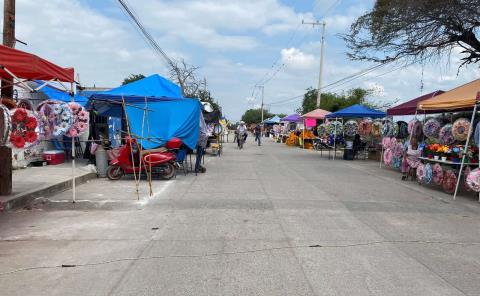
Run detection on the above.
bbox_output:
[371,120,383,137]
[344,120,359,137]
[317,124,327,136]
[9,108,38,149]
[383,148,393,166]
[416,163,426,183]
[66,102,89,137]
[452,118,470,141]
[466,168,480,192]
[326,121,343,135]
[381,119,394,137]
[0,104,12,145]
[423,119,441,140]
[432,163,444,185]
[395,121,409,139]
[442,170,457,193]
[358,118,372,136]
[424,163,433,184]
[439,124,455,145]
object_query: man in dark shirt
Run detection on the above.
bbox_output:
[254,124,262,146]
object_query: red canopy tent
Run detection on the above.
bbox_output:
[386,90,444,116]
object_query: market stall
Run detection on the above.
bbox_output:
[280,114,302,146]
[302,108,331,149]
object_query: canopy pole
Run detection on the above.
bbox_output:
[453,103,477,200]
[302,118,305,150]
[333,117,337,160]
[70,82,76,203]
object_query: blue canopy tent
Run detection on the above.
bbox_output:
[263,115,281,124]
[325,104,386,119]
[32,81,88,106]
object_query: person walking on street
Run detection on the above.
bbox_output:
[254,124,262,146]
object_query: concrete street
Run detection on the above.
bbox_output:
[1,137,480,295]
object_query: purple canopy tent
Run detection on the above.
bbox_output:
[281,113,302,122]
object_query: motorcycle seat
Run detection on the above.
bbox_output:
[141,147,167,156]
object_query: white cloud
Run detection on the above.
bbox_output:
[281,48,316,70]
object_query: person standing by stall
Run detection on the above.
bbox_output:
[254,124,262,146]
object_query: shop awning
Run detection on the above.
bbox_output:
[302,108,331,119]
[32,81,88,106]
[281,113,302,122]
[0,44,74,82]
[418,79,480,111]
[263,115,281,124]
[325,104,385,118]
[387,90,444,116]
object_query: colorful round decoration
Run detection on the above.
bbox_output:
[424,163,433,184]
[326,121,343,135]
[344,120,359,137]
[408,119,416,134]
[371,120,383,137]
[358,118,372,136]
[317,124,327,136]
[416,163,426,183]
[0,104,12,145]
[393,141,404,158]
[37,101,73,138]
[9,108,39,149]
[432,163,444,185]
[383,148,393,166]
[464,166,472,191]
[66,102,89,137]
[395,121,409,139]
[382,137,391,149]
[452,118,470,142]
[392,157,401,169]
[466,168,480,192]
[442,170,457,193]
[423,119,441,139]
[381,120,394,137]
[439,124,455,145]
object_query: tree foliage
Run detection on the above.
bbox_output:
[122,74,146,85]
[241,108,275,124]
[296,87,395,115]
[344,0,480,69]
[198,89,222,115]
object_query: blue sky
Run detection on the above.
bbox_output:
[9,0,480,120]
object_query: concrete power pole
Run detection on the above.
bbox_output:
[260,85,264,124]
[303,20,326,109]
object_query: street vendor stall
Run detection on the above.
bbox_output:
[280,114,302,146]
[301,108,331,149]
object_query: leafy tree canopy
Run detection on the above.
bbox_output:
[241,108,275,124]
[344,0,480,69]
[122,74,146,85]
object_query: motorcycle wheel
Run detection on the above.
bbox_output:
[107,165,124,180]
[159,162,176,180]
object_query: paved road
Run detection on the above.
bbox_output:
[1,137,480,295]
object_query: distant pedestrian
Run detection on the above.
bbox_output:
[254,124,262,146]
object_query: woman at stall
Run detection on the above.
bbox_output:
[401,137,421,180]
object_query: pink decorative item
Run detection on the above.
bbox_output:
[416,163,425,183]
[432,163,443,185]
[466,168,480,192]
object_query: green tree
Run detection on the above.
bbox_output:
[344,0,480,68]
[122,74,146,85]
[275,113,287,119]
[241,108,274,124]
[198,89,222,115]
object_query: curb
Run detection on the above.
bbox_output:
[0,172,97,212]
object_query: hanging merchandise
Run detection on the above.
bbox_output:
[442,170,457,193]
[466,168,480,192]
[392,141,404,158]
[424,163,433,184]
[382,136,391,149]
[9,108,38,149]
[17,99,34,111]
[0,104,12,145]
[395,121,409,139]
[474,121,480,147]
[317,124,327,136]
[383,148,393,166]
[408,119,416,134]
[358,118,372,136]
[411,120,423,140]
[439,124,455,145]
[432,163,444,185]
[371,120,383,137]
[464,166,472,191]
[326,121,343,135]
[416,163,425,183]
[66,102,89,137]
[381,119,394,137]
[344,120,359,137]
[452,118,470,141]
[37,101,73,139]
[392,156,401,169]
[423,118,441,140]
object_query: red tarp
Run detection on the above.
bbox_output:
[386,90,444,116]
[0,44,74,82]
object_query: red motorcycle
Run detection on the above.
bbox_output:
[107,137,181,180]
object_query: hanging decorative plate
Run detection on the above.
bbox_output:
[66,102,90,137]
[0,104,12,145]
[464,166,472,191]
[432,163,444,185]
[424,163,433,184]
[416,163,426,183]
[442,170,457,193]
[326,121,343,135]
[466,168,480,192]
[423,118,441,140]
[358,118,372,136]
[344,120,359,137]
[439,124,455,145]
[395,121,409,139]
[381,119,394,137]
[383,148,393,166]
[317,124,327,136]
[452,118,470,142]
[371,120,383,137]
[9,108,39,149]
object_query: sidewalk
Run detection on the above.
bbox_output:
[0,161,97,211]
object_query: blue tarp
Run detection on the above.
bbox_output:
[325,104,385,119]
[33,81,88,106]
[263,115,281,124]
[125,99,200,150]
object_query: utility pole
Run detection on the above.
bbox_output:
[303,20,326,109]
[260,85,264,124]
[0,0,14,196]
